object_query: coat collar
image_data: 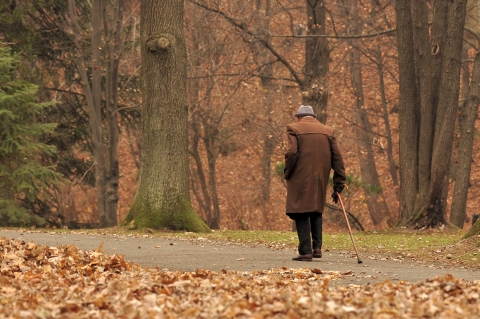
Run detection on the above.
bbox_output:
[299,116,318,123]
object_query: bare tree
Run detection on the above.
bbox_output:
[188,0,402,229]
[341,0,393,226]
[250,0,276,228]
[67,0,127,227]
[185,7,242,229]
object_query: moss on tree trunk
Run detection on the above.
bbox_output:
[464,218,480,239]
[123,192,209,232]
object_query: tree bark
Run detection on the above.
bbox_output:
[450,52,480,228]
[413,0,434,208]
[302,0,329,124]
[395,0,420,223]
[124,0,209,232]
[395,0,467,228]
[419,0,467,227]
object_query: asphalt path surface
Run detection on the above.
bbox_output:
[1,229,479,286]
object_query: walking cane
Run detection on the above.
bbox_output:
[337,192,363,264]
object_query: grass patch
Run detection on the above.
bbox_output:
[165,229,460,252]
[154,229,478,267]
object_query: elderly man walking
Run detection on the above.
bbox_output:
[284,105,346,261]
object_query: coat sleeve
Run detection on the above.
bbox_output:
[284,125,298,180]
[330,131,346,185]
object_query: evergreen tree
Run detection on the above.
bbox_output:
[2,1,143,227]
[0,45,62,227]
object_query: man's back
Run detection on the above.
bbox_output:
[284,116,345,213]
[284,105,346,261]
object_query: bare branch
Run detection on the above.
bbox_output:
[45,87,86,96]
[189,0,305,87]
[465,27,480,49]
[269,28,396,39]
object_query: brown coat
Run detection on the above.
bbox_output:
[284,117,346,214]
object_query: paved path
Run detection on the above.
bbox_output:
[1,229,478,286]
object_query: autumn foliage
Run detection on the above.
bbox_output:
[3,0,480,233]
[0,237,479,318]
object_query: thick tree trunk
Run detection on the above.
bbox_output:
[450,46,472,185]
[413,0,435,208]
[395,0,420,223]
[450,52,480,228]
[302,0,329,124]
[459,46,472,124]
[395,0,467,228]
[396,0,466,228]
[124,0,209,232]
[417,0,467,228]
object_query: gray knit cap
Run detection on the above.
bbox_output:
[294,105,316,118]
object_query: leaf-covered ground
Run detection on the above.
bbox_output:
[1,238,480,318]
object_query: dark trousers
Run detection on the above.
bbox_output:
[293,212,322,255]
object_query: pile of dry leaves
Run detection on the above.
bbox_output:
[1,238,479,318]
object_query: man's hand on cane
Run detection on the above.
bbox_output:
[331,183,348,204]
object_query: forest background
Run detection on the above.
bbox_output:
[2,0,480,234]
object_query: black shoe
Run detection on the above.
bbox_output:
[292,254,313,261]
[313,248,322,258]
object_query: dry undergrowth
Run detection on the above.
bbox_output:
[1,238,480,318]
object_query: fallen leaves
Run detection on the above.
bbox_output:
[1,238,480,318]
